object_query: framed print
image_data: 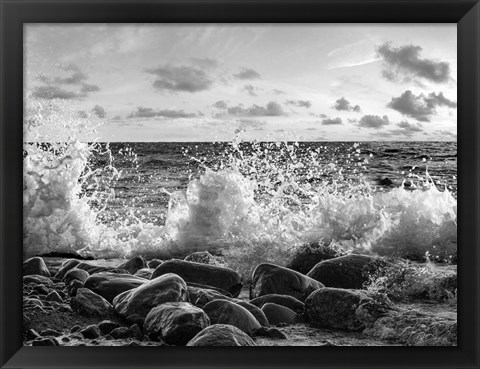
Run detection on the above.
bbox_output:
[1,0,479,368]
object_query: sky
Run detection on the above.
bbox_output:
[24,24,457,142]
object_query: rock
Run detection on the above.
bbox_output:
[110,327,132,339]
[307,254,389,290]
[23,275,53,286]
[287,242,344,274]
[305,287,391,331]
[23,297,43,307]
[187,282,232,297]
[266,327,287,339]
[33,284,49,295]
[76,262,111,275]
[67,279,84,297]
[98,320,120,335]
[152,259,242,298]
[232,300,269,327]
[129,324,143,340]
[117,257,147,274]
[251,263,324,302]
[79,325,101,339]
[32,337,59,346]
[23,257,51,277]
[39,328,62,337]
[184,251,223,266]
[70,325,81,333]
[203,300,261,336]
[45,291,63,303]
[144,302,210,345]
[147,259,163,269]
[54,259,81,279]
[126,314,145,330]
[84,272,147,303]
[249,294,305,314]
[74,288,113,317]
[26,329,41,340]
[113,273,188,318]
[187,324,256,346]
[187,286,232,308]
[63,268,90,284]
[261,303,297,325]
[134,268,154,279]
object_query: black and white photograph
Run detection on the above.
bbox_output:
[23,24,457,347]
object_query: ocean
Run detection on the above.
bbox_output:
[23,138,457,275]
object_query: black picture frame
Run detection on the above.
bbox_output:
[1,0,479,368]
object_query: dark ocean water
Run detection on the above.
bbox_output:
[93,141,457,226]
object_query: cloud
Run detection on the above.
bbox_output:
[128,106,198,119]
[243,84,258,96]
[333,97,361,112]
[146,65,214,93]
[377,42,451,83]
[358,115,390,129]
[273,89,286,95]
[224,101,286,117]
[212,100,228,109]
[387,90,457,122]
[321,117,343,125]
[190,57,218,70]
[397,120,423,132]
[233,68,261,80]
[235,119,266,131]
[286,100,312,109]
[80,83,100,93]
[31,85,83,100]
[92,105,106,118]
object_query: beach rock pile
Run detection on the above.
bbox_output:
[22,253,457,347]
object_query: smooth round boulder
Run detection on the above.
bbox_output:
[134,268,154,279]
[54,259,81,279]
[23,257,50,277]
[249,294,305,314]
[117,257,147,275]
[76,262,111,275]
[305,287,391,331]
[147,259,163,269]
[151,259,242,298]
[74,288,113,318]
[251,263,324,302]
[113,273,189,318]
[84,272,147,303]
[63,268,90,284]
[261,303,297,325]
[307,254,389,290]
[184,251,222,265]
[23,275,53,286]
[98,320,119,335]
[232,300,269,327]
[144,302,210,345]
[186,324,256,346]
[187,286,231,308]
[203,300,261,336]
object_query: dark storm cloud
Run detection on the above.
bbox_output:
[32,85,83,100]
[358,114,390,129]
[387,90,457,122]
[128,106,198,119]
[377,43,451,83]
[286,100,312,109]
[226,101,286,117]
[92,105,106,118]
[233,68,261,80]
[212,100,228,109]
[321,117,343,125]
[333,97,361,112]
[146,65,214,93]
[243,84,258,96]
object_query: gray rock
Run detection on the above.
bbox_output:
[109,327,132,339]
[307,254,389,290]
[80,325,101,339]
[251,263,324,301]
[134,268,154,279]
[144,302,210,345]
[117,257,147,275]
[63,268,90,284]
[98,320,120,335]
[187,324,256,346]
[113,273,188,318]
[305,287,392,331]
[67,279,84,297]
[32,337,59,346]
[152,259,242,298]
[75,262,111,275]
[203,300,261,336]
[23,257,51,277]
[39,328,62,337]
[184,251,223,266]
[45,291,63,303]
[147,259,163,269]
[261,303,297,325]
[249,294,305,314]
[187,286,232,308]
[74,288,113,317]
[232,299,269,327]
[84,272,147,303]
[54,259,81,279]
[23,275,53,286]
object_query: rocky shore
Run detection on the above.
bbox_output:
[23,252,457,347]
